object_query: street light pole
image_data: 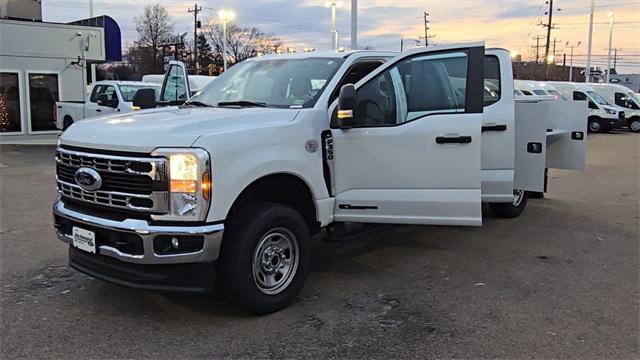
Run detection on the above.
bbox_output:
[89,0,93,17]
[218,10,235,72]
[350,0,357,50]
[566,41,581,82]
[585,0,595,83]
[325,2,343,51]
[606,13,614,83]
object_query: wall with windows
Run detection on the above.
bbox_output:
[0,19,104,141]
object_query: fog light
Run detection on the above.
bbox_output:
[171,237,179,249]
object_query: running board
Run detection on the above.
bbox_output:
[323,223,390,243]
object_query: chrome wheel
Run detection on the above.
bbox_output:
[252,227,299,295]
[512,189,525,206]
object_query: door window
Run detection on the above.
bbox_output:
[0,72,21,133]
[573,91,587,101]
[615,92,639,109]
[161,65,188,102]
[28,73,59,132]
[350,52,469,127]
[329,60,384,104]
[484,55,501,106]
[90,85,117,103]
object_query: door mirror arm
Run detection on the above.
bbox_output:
[337,84,357,129]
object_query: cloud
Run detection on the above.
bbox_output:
[41,0,640,72]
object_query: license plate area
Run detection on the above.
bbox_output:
[72,226,96,254]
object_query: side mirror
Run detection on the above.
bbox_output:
[337,84,356,129]
[132,88,157,109]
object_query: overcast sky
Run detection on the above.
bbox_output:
[43,0,639,72]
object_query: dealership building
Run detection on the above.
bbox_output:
[0,0,121,143]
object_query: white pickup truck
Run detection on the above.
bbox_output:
[53,44,587,314]
[55,80,161,130]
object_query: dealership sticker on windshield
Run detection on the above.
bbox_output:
[72,227,96,253]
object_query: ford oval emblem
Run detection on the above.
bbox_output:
[74,167,102,191]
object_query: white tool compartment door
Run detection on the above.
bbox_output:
[330,43,485,226]
[514,101,547,192]
[545,100,588,170]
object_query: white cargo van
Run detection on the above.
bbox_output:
[549,82,626,133]
[53,45,587,314]
[589,83,640,132]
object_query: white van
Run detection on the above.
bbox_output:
[589,83,640,132]
[514,80,557,100]
[548,82,626,133]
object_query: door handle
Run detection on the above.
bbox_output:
[436,136,472,144]
[481,124,507,132]
[96,109,102,112]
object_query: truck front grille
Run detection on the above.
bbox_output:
[55,147,168,213]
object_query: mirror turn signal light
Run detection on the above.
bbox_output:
[337,109,353,119]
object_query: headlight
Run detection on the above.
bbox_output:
[151,148,211,221]
[604,108,616,115]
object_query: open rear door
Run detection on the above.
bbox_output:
[514,100,548,192]
[545,100,587,170]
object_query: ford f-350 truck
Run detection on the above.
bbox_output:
[53,44,587,314]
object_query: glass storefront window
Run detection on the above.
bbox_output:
[28,73,59,132]
[0,72,21,133]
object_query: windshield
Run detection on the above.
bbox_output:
[118,84,160,102]
[586,91,609,105]
[188,57,344,108]
[629,92,640,105]
[533,89,548,95]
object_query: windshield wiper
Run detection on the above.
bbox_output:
[218,100,267,108]
[182,100,213,108]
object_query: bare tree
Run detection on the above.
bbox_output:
[203,23,284,66]
[134,4,173,73]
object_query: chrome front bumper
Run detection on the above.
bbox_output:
[53,200,224,265]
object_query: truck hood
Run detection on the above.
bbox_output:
[60,107,300,153]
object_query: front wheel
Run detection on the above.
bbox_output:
[489,189,528,218]
[628,117,640,133]
[588,118,605,133]
[218,202,311,315]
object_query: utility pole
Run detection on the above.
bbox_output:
[89,0,94,17]
[612,48,622,71]
[188,3,202,74]
[531,36,544,80]
[422,12,435,46]
[540,0,561,79]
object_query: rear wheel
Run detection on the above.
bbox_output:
[628,117,640,133]
[489,189,528,218]
[218,202,311,315]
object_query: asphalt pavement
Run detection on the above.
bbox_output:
[1,132,638,359]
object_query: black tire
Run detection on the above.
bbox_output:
[628,117,640,133]
[63,116,74,131]
[489,190,528,218]
[218,202,311,315]
[588,117,605,133]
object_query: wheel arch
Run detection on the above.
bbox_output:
[226,172,321,234]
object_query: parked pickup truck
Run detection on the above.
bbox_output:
[53,44,587,314]
[55,80,161,130]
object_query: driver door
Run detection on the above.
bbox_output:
[330,44,485,226]
[159,61,190,106]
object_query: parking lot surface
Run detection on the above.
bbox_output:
[1,132,638,359]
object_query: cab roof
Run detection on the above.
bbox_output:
[250,50,398,61]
